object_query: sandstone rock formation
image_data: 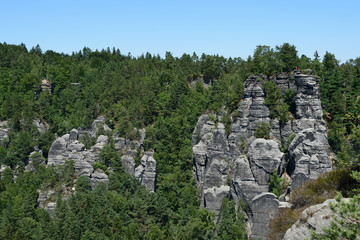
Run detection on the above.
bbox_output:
[192,73,332,239]
[41,117,157,213]
[46,117,156,191]
[282,198,351,240]
[135,151,157,192]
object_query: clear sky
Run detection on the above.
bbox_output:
[2,0,359,62]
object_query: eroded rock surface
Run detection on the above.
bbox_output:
[282,198,351,240]
[192,73,332,239]
[135,151,157,192]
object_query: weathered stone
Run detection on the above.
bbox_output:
[47,137,67,167]
[75,160,93,177]
[250,193,279,240]
[67,143,85,152]
[114,136,126,151]
[283,198,351,240]
[204,185,231,221]
[91,116,111,138]
[33,119,49,134]
[288,129,331,190]
[248,139,284,186]
[69,129,78,142]
[90,169,109,189]
[26,147,45,171]
[192,73,332,239]
[121,155,136,175]
[96,135,109,143]
[135,151,156,192]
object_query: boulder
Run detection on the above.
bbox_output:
[283,198,351,240]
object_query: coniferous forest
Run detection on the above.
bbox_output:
[0,42,359,239]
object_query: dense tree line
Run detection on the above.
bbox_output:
[0,42,359,239]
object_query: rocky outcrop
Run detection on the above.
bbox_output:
[287,129,331,190]
[192,73,332,239]
[135,151,157,192]
[37,190,56,215]
[33,119,49,134]
[47,127,109,188]
[47,117,156,192]
[282,198,351,240]
[91,116,111,138]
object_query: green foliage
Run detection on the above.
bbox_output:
[80,132,95,150]
[59,160,75,187]
[269,171,287,198]
[217,198,248,240]
[254,121,270,139]
[269,168,359,240]
[220,114,232,135]
[92,162,107,172]
[0,42,360,239]
[312,172,360,240]
[263,81,290,123]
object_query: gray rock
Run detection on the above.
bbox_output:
[288,129,332,190]
[231,156,266,205]
[96,135,109,143]
[121,155,136,175]
[114,136,127,151]
[26,148,45,171]
[250,193,279,240]
[67,143,85,152]
[135,151,156,192]
[248,139,284,186]
[91,116,111,138]
[192,73,332,239]
[75,160,93,177]
[204,185,230,221]
[37,190,56,215]
[90,169,109,189]
[46,202,56,216]
[138,128,146,145]
[47,137,67,167]
[69,129,78,142]
[283,198,350,240]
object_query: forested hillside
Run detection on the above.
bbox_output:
[0,42,359,239]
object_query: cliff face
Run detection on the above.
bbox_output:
[192,73,332,239]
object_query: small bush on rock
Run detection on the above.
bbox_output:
[254,121,270,139]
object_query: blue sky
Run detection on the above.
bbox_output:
[2,0,359,62]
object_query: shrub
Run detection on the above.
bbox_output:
[92,162,107,172]
[268,168,358,240]
[208,114,217,122]
[269,171,287,198]
[254,121,270,139]
[220,114,232,135]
